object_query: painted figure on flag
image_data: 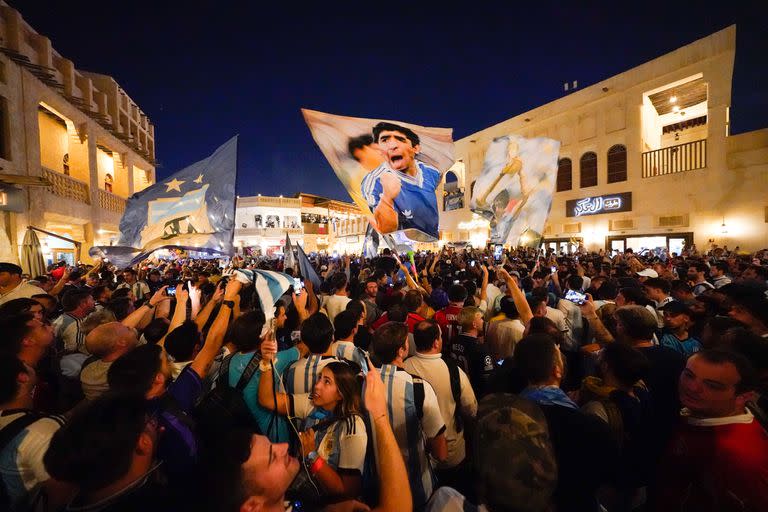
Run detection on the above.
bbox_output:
[470,135,560,247]
[303,109,454,243]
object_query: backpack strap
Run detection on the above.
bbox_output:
[444,358,464,433]
[216,353,234,388]
[0,411,44,453]
[235,353,262,392]
[413,378,425,420]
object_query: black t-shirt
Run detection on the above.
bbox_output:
[540,404,618,512]
[450,334,495,398]
[636,345,684,441]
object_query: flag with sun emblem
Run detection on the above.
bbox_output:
[90,136,238,267]
[470,135,560,247]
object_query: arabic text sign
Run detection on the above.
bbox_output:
[566,192,632,217]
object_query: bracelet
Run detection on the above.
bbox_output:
[222,300,235,309]
[373,413,388,423]
[310,456,325,474]
[145,303,155,309]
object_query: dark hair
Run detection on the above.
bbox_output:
[643,277,671,294]
[618,287,649,306]
[143,318,170,344]
[720,327,768,374]
[692,262,709,274]
[431,276,443,289]
[513,334,559,385]
[413,320,440,352]
[670,280,692,295]
[373,122,420,146]
[44,393,150,491]
[448,284,468,303]
[567,275,584,291]
[330,272,348,292]
[107,344,163,395]
[527,316,565,347]
[694,349,758,394]
[323,361,362,419]
[0,354,27,404]
[0,298,40,319]
[111,288,131,300]
[372,321,408,364]
[403,290,422,312]
[122,268,137,276]
[164,321,200,362]
[301,313,334,354]
[614,305,657,341]
[227,310,266,352]
[500,296,520,318]
[0,313,35,356]
[348,134,374,159]
[714,261,730,274]
[90,285,110,301]
[600,343,649,389]
[61,288,92,312]
[345,300,366,323]
[386,304,408,323]
[105,297,132,321]
[597,279,619,300]
[333,310,358,341]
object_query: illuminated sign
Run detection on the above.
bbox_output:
[566,192,632,217]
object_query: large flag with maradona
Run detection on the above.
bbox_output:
[302,109,454,243]
[90,137,238,268]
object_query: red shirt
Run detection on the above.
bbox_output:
[372,312,425,332]
[434,305,463,345]
[656,412,768,511]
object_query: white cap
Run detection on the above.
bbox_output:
[636,268,659,278]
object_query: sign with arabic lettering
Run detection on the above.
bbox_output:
[566,192,632,217]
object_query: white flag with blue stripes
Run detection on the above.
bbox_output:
[233,269,293,328]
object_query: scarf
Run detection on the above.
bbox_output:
[520,385,578,410]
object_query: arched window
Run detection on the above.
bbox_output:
[444,171,459,191]
[580,152,597,188]
[556,158,572,192]
[607,144,627,183]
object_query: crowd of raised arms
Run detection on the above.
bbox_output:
[0,243,767,512]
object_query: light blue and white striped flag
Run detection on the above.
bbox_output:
[233,268,293,331]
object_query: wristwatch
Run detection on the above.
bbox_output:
[305,450,319,464]
[145,302,155,309]
[222,300,235,308]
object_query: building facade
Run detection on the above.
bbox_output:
[0,2,156,266]
[439,26,768,254]
[233,193,366,256]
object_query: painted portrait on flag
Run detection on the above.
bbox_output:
[302,109,454,242]
[470,135,560,247]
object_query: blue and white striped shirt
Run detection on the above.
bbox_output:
[283,355,339,395]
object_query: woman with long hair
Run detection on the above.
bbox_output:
[258,353,367,499]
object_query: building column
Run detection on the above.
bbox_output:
[86,125,101,232]
[126,152,135,196]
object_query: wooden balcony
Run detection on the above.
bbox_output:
[642,139,707,178]
[42,167,90,204]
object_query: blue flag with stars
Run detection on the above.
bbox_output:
[90,136,238,268]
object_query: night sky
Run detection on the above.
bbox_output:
[14,1,768,201]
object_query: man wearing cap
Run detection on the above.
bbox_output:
[0,263,45,306]
[659,302,702,357]
[643,277,675,329]
[426,393,558,512]
[635,268,658,283]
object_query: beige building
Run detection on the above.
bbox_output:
[0,2,156,266]
[233,193,366,256]
[439,26,768,254]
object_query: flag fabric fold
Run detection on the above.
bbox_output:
[90,136,239,268]
[296,242,321,291]
[233,269,293,329]
[283,234,296,271]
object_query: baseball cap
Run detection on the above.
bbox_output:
[660,300,693,317]
[636,268,658,278]
[0,262,23,275]
[473,393,557,512]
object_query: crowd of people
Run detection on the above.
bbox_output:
[0,243,767,512]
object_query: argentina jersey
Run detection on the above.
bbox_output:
[361,161,441,240]
[369,364,445,508]
[283,355,339,395]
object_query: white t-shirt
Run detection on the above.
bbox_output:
[322,294,351,324]
[404,353,478,469]
[0,281,46,306]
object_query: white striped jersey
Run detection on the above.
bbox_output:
[283,354,339,395]
[331,340,369,373]
[369,364,446,508]
[53,313,88,354]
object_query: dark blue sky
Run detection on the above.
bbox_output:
[15,1,768,201]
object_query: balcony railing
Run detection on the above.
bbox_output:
[42,167,90,204]
[235,227,303,237]
[98,188,127,214]
[642,139,707,178]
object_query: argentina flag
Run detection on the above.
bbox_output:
[233,268,293,331]
[90,137,238,268]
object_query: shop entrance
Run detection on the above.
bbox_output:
[606,232,693,256]
[541,237,583,255]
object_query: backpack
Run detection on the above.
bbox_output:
[193,353,262,434]
[443,357,464,433]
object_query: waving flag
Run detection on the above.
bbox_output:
[90,137,238,268]
[233,268,293,329]
[283,233,296,271]
[296,242,321,291]
[470,135,560,247]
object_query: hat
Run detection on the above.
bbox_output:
[0,262,23,275]
[320,265,328,271]
[660,300,693,317]
[473,394,557,512]
[636,268,658,278]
